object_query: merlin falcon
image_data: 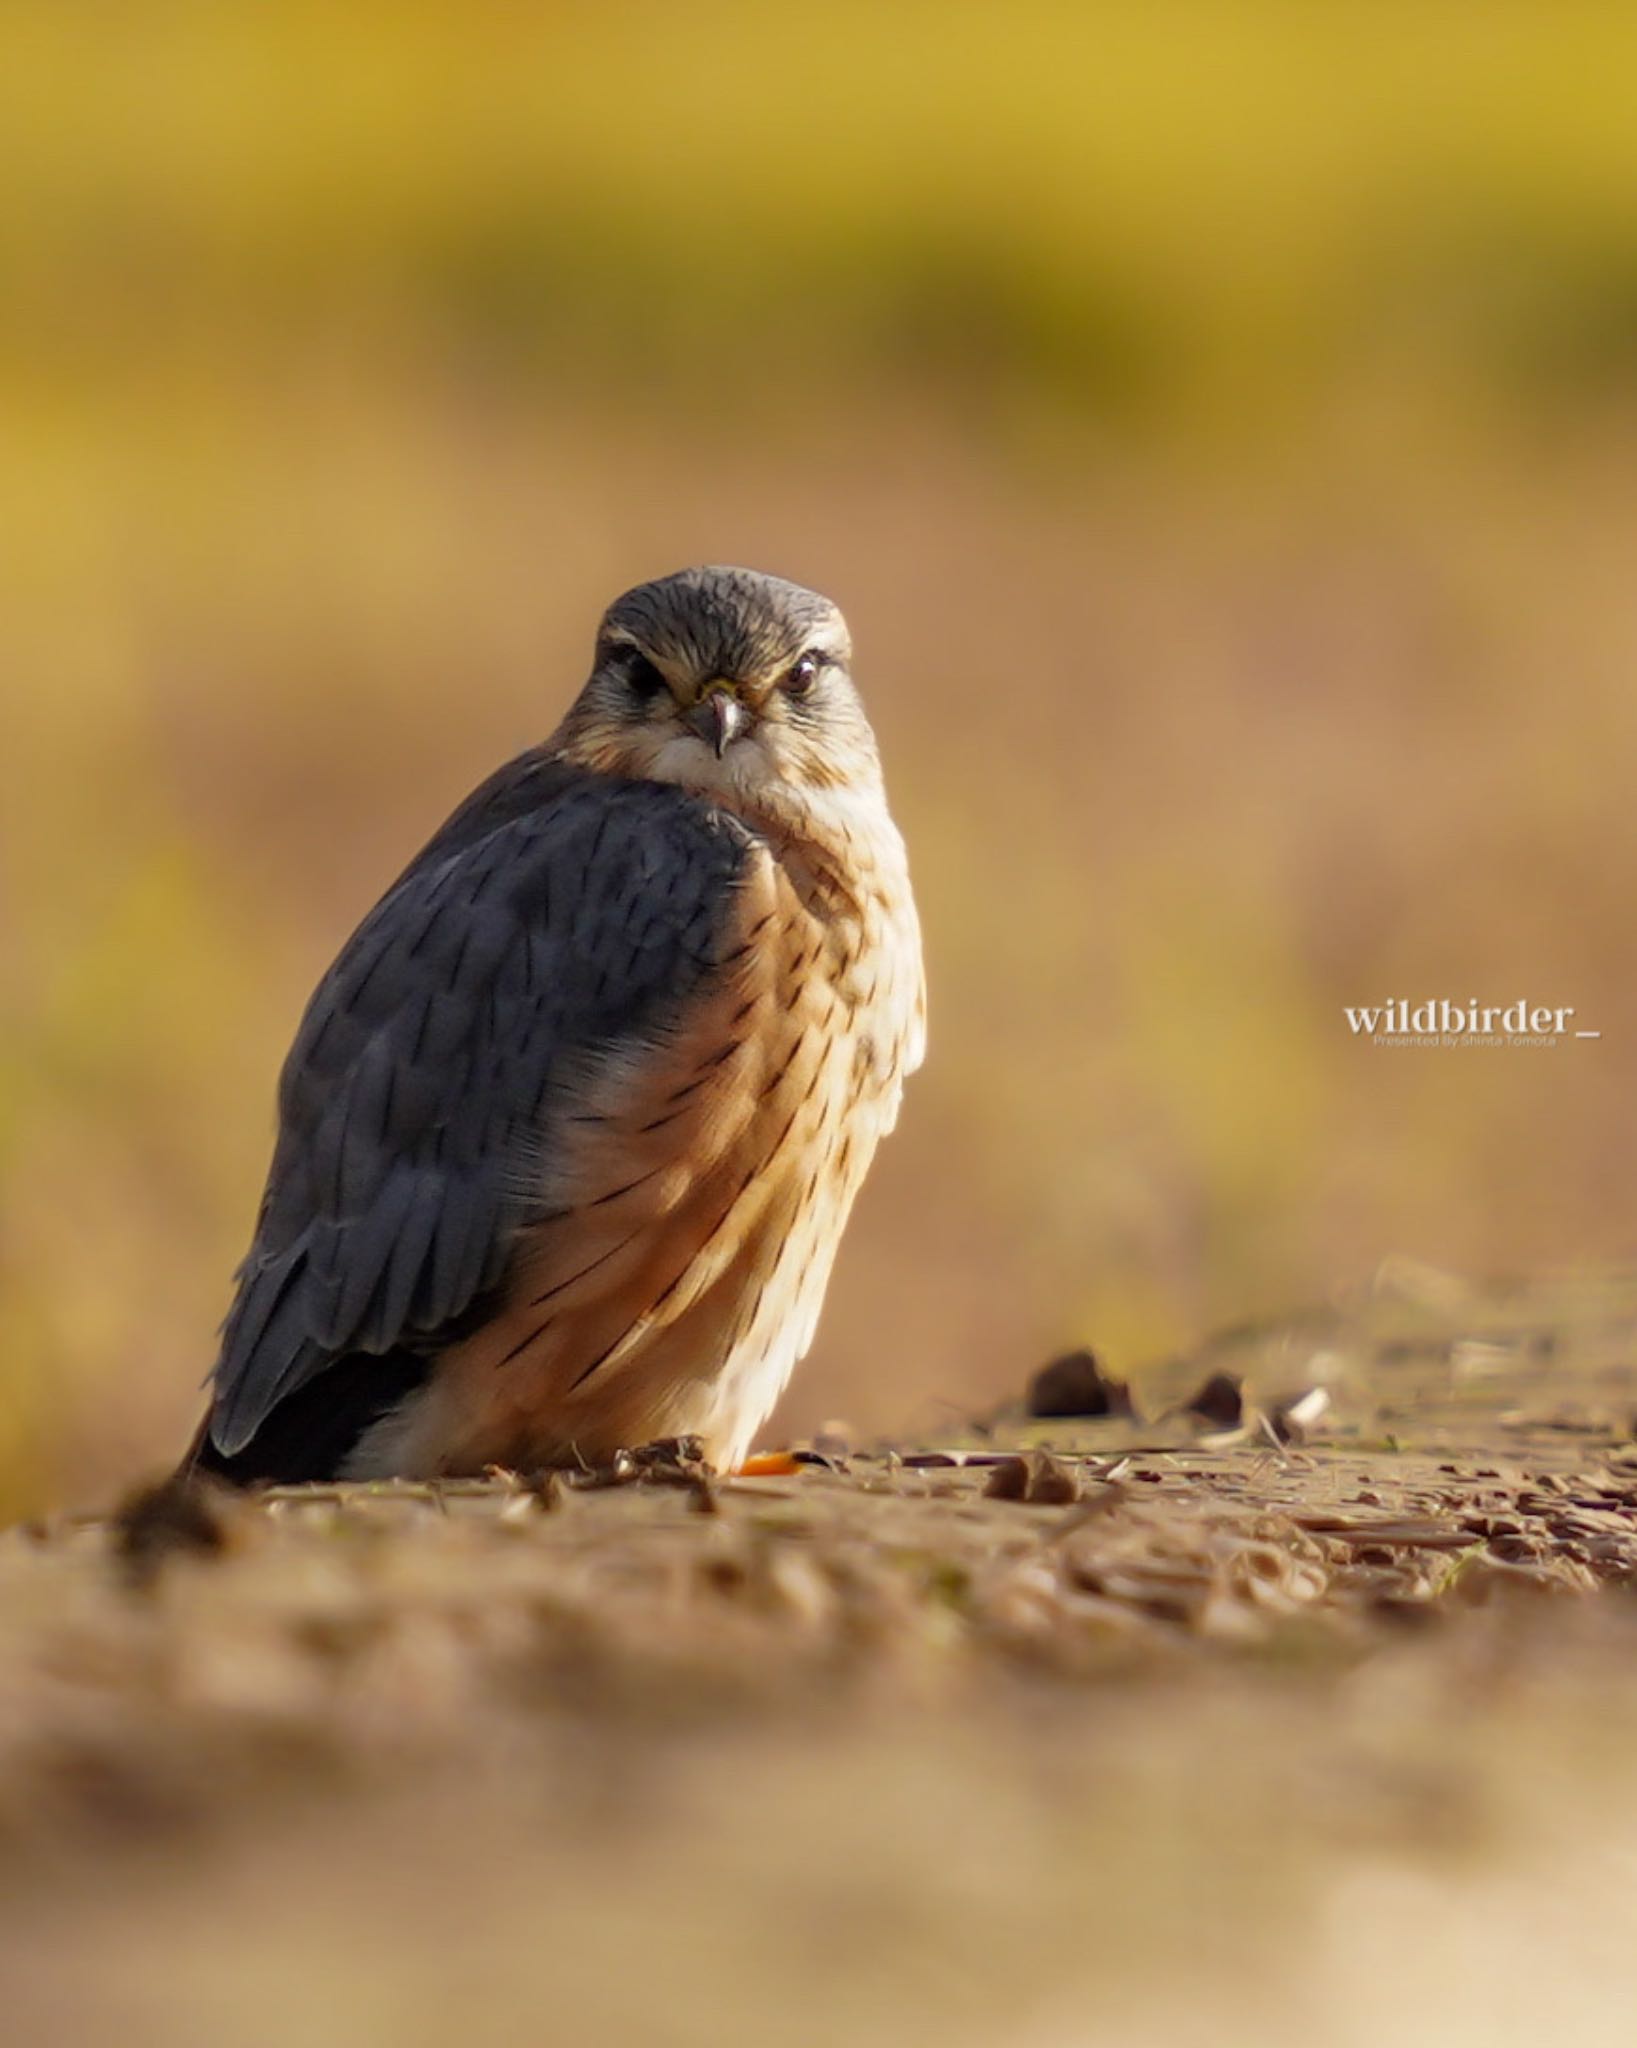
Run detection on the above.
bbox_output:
[190,566,925,1483]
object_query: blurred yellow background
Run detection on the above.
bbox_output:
[3,0,1636,1513]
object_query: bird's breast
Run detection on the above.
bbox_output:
[754,784,925,1096]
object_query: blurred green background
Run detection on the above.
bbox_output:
[3,0,1636,1513]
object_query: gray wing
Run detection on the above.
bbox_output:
[208,753,753,1458]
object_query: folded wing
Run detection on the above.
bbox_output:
[207,754,754,1460]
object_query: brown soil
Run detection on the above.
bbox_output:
[5,1268,1637,2047]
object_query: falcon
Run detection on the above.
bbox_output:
[189,566,925,1483]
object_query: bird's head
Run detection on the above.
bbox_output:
[555,567,882,808]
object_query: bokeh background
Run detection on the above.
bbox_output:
[3,1,1636,1515]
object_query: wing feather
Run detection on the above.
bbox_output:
[208,753,753,1458]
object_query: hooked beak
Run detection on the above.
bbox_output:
[684,684,749,758]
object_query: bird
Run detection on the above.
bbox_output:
[187,565,925,1484]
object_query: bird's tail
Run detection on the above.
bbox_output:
[180,1348,434,1486]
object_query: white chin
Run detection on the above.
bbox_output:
[644,733,779,800]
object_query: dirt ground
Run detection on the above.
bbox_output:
[5,1265,1637,2048]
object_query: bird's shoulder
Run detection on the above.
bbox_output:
[416,746,754,865]
[288,752,767,1075]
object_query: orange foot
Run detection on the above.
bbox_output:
[734,1451,803,1477]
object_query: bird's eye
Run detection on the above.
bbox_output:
[783,651,825,698]
[621,650,668,701]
